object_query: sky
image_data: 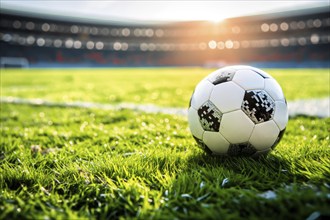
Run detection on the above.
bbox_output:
[1,0,329,23]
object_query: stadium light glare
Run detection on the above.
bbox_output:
[280,22,289,31]
[290,21,298,30]
[122,28,130,37]
[86,41,94,49]
[113,42,122,51]
[90,27,99,35]
[310,34,320,44]
[41,23,50,32]
[13,20,21,29]
[134,29,142,37]
[18,37,26,45]
[208,40,217,49]
[53,39,62,47]
[155,29,164,37]
[140,43,148,51]
[233,41,240,49]
[26,36,35,45]
[25,21,35,30]
[297,21,306,29]
[225,40,234,49]
[95,41,104,50]
[261,23,269,32]
[36,37,45,46]
[146,29,154,37]
[2,34,12,42]
[71,25,79,34]
[65,39,74,48]
[121,42,128,51]
[147,43,156,51]
[313,19,322,28]
[101,28,110,36]
[141,29,147,37]
[270,23,278,32]
[73,40,82,49]
[307,19,314,28]
[280,38,290,47]
[217,41,225,50]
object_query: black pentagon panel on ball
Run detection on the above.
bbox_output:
[241,90,275,124]
[197,101,222,132]
[211,69,236,85]
[227,143,257,156]
[193,136,213,155]
[270,128,286,149]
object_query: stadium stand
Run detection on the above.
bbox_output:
[0,7,329,67]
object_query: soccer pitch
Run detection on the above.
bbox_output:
[1,68,329,219]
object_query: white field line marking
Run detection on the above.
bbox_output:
[0,96,187,116]
[1,96,329,118]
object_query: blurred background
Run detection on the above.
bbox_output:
[1,1,329,68]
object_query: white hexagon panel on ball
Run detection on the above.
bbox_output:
[210,82,245,113]
[247,66,272,78]
[190,80,214,110]
[264,78,285,101]
[220,110,255,144]
[249,120,280,151]
[232,69,265,90]
[229,65,272,78]
[273,101,289,130]
[203,131,230,155]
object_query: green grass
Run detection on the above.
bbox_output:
[1,68,329,107]
[1,68,330,219]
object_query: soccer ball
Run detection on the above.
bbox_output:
[188,65,288,157]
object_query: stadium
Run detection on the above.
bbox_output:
[1,1,329,219]
[1,6,329,68]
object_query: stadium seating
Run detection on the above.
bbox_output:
[0,7,329,67]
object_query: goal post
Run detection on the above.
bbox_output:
[0,57,29,68]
